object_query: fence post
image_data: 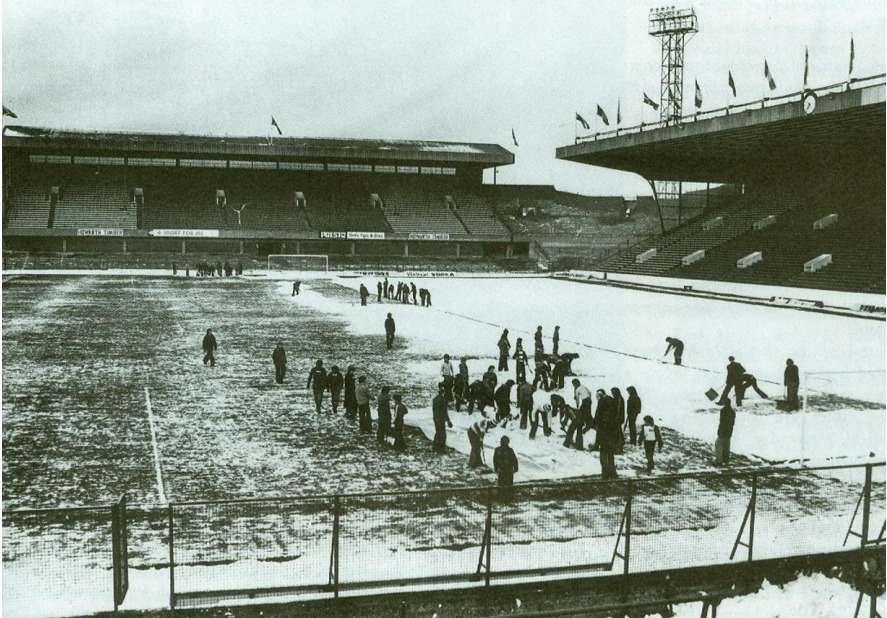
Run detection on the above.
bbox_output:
[624,481,632,576]
[168,503,175,616]
[861,464,872,547]
[485,488,493,587]
[329,496,340,598]
[748,474,757,562]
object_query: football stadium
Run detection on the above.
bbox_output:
[2,2,885,617]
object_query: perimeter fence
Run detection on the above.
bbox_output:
[2,463,884,615]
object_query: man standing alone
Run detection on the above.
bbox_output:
[272,341,287,384]
[497,329,511,371]
[493,436,518,500]
[432,383,452,453]
[202,329,217,367]
[714,400,736,466]
[784,359,800,410]
[384,313,396,349]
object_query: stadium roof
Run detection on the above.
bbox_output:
[2,126,514,168]
[556,76,886,184]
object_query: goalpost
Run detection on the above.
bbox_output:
[266,254,329,273]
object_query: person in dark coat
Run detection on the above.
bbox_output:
[533,357,550,391]
[356,376,373,433]
[453,358,469,412]
[272,341,287,384]
[512,338,530,384]
[236,261,243,275]
[784,358,800,410]
[410,282,418,305]
[377,281,383,302]
[611,387,626,453]
[517,379,535,429]
[552,326,560,356]
[392,394,408,451]
[550,354,567,390]
[202,328,217,367]
[344,365,358,420]
[327,365,344,413]
[483,365,498,391]
[560,352,580,376]
[466,379,494,415]
[383,277,389,299]
[497,329,511,371]
[376,385,392,445]
[359,284,370,306]
[718,356,746,405]
[735,372,768,406]
[307,359,328,413]
[664,337,684,365]
[292,280,301,296]
[388,283,395,298]
[425,289,432,306]
[172,262,177,276]
[493,436,518,500]
[432,383,452,453]
[384,313,396,349]
[714,400,736,466]
[533,326,544,354]
[625,386,642,445]
[494,379,516,424]
[595,389,620,479]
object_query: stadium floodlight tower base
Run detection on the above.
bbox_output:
[267,254,329,273]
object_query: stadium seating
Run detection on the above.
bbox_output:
[450,192,510,235]
[380,182,467,234]
[51,179,137,229]
[6,181,53,229]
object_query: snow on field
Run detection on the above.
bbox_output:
[2,274,884,617]
[295,275,886,467]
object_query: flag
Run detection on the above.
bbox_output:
[596,104,609,126]
[616,99,622,125]
[803,47,809,88]
[511,128,518,147]
[764,59,777,91]
[728,71,736,97]
[849,36,855,76]
[694,80,703,109]
[643,92,659,110]
[271,116,282,135]
[2,105,17,118]
[575,112,590,130]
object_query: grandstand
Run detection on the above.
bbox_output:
[557,75,886,293]
[2,129,530,266]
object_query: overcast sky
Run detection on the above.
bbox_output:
[2,0,884,196]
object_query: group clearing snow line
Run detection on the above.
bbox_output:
[144,386,167,504]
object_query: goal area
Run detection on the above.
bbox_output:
[267,254,329,272]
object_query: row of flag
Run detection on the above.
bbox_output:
[581,37,858,128]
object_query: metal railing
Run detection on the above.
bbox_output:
[2,462,884,615]
[575,74,886,145]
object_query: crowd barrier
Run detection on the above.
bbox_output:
[2,463,884,615]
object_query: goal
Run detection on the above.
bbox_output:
[267,254,329,272]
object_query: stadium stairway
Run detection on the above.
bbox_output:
[6,182,53,229]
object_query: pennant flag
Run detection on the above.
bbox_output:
[575,112,590,130]
[271,116,282,135]
[2,105,17,118]
[803,47,809,88]
[596,104,610,126]
[728,71,737,97]
[694,80,703,109]
[616,99,622,125]
[643,92,659,111]
[511,128,518,147]
[764,59,777,91]
[849,36,855,76]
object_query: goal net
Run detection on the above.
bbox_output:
[267,254,329,273]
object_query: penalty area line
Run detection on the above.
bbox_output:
[144,386,168,504]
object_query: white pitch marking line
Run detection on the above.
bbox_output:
[144,386,168,504]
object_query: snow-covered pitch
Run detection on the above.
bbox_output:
[2,272,884,616]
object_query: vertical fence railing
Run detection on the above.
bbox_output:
[4,463,884,615]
